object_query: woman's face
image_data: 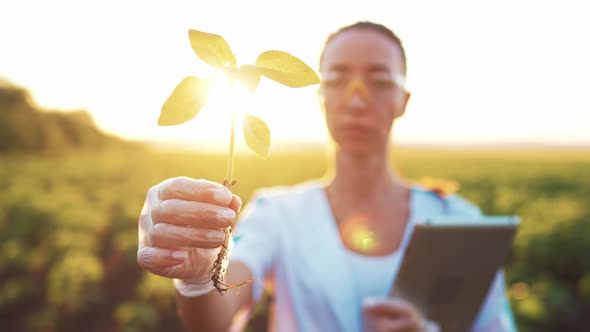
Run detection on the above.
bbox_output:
[319,28,410,155]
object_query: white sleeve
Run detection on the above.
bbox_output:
[230,190,282,303]
[471,270,518,332]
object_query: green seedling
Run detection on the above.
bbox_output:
[158,29,319,293]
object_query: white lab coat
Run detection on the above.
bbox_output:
[231,181,517,332]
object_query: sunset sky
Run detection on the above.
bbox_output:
[1,0,589,151]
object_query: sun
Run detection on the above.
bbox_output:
[207,75,251,123]
[167,74,254,152]
[205,75,254,141]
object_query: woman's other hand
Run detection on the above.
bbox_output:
[362,297,440,332]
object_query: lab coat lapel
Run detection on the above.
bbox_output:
[293,183,360,331]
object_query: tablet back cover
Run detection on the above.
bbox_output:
[390,217,519,332]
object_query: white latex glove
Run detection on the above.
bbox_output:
[136,177,242,296]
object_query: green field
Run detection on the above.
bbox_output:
[1,146,589,332]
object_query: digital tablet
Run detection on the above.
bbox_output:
[389,216,520,332]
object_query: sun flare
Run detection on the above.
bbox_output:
[206,75,252,124]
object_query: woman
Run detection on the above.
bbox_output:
[137,21,517,331]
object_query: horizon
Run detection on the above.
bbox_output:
[145,136,590,154]
[5,77,589,152]
[4,77,590,152]
[1,0,589,146]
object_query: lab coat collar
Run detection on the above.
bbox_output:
[292,182,361,332]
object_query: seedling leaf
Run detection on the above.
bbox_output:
[188,30,234,68]
[255,50,320,88]
[243,112,270,159]
[158,76,212,126]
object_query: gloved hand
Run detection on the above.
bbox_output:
[136,177,242,296]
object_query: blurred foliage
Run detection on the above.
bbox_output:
[0,80,142,154]
[0,146,588,331]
